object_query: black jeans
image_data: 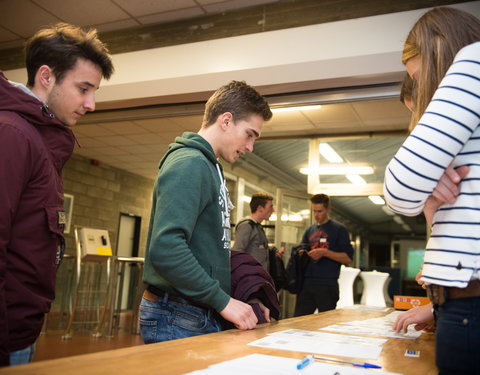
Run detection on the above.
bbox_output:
[294,281,339,316]
[436,297,480,375]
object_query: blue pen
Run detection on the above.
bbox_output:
[313,355,382,369]
[297,354,314,370]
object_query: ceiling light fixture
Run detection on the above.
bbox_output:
[402,224,412,232]
[299,165,374,175]
[381,205,395,216]
[393,216,404,225]
[319,143,343,163]
[346,174,367,185]
[368,195,385,205]
[271,105,321,113]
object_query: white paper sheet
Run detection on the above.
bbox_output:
[185,353,403,375]
[320,311,422,339]
[248,329,386,360]
[342,305,391,312]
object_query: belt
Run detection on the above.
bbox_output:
[144,285,211,312]
[427,279,480,306]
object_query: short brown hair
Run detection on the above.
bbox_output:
[202,80,272,128]
[250,192,273,213]
[310,194,330,208]
[25,23,114,87]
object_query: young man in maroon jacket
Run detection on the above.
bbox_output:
[0,23,113,366]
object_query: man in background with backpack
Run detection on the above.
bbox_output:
[233,192,286,291]
[233,192,275,271]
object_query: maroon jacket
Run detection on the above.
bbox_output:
[0,72,75,365]
[230,250,280,324]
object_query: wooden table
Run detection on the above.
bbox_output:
[0,308,437,374]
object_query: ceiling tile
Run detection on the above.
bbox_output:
[170,115,203,132]
[353,100,410,120]
[0,26,19,42]
[126,133,167,145]
[305,103,360,123]
[270,111,310,124]
[100,135,139,146]
[73,124,116,136]
[34,0,130,26]
[135,117,184,132]
[0,0,61,38]
[113,0,196,17]
[100,121,149,135]
[75,137,107,148]
[94,19,140,33]
[137,7,204,25]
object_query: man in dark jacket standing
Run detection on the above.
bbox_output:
[0,23,113,366]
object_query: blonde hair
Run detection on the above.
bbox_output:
[402,7,480,130]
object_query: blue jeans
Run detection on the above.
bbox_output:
[139,292,222,344]
[9,343,35,366]
[436,297,480,375]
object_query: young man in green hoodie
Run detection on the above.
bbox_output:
[140,81,272,343]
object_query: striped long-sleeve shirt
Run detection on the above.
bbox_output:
[384,42,480,288]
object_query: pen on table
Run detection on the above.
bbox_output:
[297,354,314,370]
[313,355,382,369]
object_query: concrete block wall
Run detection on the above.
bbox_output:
[62,154,154,257]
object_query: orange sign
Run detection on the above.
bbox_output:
[394,295,430,310]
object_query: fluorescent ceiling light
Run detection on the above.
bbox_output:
[346,174,367,185]
[402,224,412,232]
[242,195,251,203]
[319,143,343,163]
[381,205,395,216]
[299,165,374,175]
[393,216,404,225]
[271,105,321,113]
[368,195,385,205]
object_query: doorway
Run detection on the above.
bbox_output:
[116,213,142,310]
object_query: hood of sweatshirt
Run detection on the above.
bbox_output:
[0,72,75,171]
[159,131,218,169]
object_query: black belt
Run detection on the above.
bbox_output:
[145,285,211,311]
[427,280,480,306]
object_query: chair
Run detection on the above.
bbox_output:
[336,265,360,308]
[360,270,389,307]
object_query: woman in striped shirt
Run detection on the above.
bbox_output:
[384,7,480,375]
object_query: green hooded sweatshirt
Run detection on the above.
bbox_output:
[143,132,231,312]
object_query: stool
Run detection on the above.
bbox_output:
[336,266,360,308]
[360,270,389,307]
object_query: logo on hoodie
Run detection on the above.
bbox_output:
[217,166,232,250]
